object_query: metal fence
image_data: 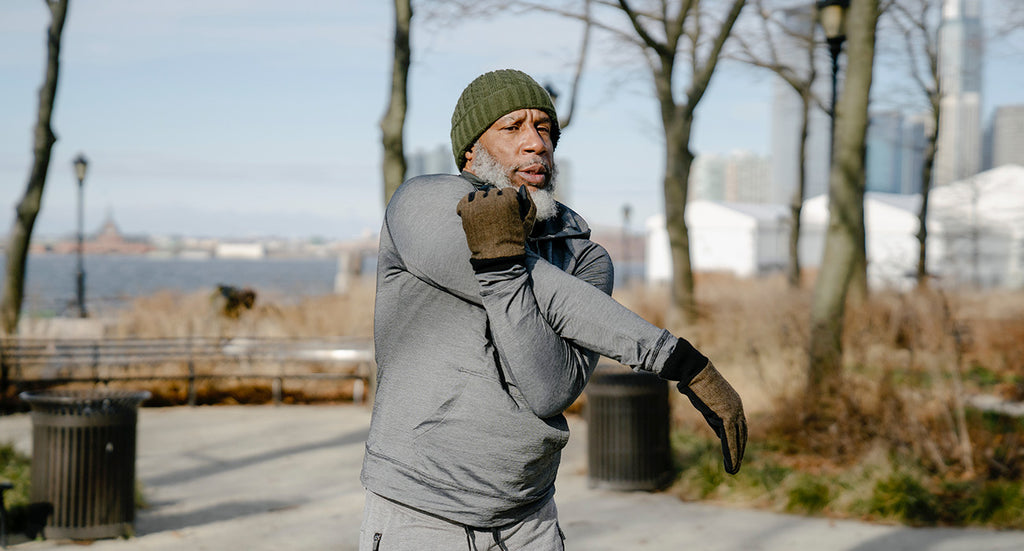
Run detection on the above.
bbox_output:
[0,336,375,407]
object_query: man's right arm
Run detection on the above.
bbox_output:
[383,175,488,305]
[386,176,680,373]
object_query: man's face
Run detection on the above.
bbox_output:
[464,108,554,193]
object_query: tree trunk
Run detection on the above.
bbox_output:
[380,0,412,206]
[787,88,811,288]
[2,0,69,336]
[916,101,940,286]
[807,0,878,395]
[847,175,869,305]
[663,113,697,327]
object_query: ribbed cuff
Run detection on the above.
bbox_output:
[469,255,526,273]
[658,339,709,384]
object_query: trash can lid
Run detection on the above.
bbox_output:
[20,389,151,415]
[589,364,664,388]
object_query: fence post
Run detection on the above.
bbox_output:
[187,336,197,407]
[91,339,100,386]
[272,377,282,405]
[0,340,10,409]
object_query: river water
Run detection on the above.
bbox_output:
[1,254,344,316]
[2,253,645,317]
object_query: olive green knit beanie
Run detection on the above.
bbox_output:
[450,69,559,171]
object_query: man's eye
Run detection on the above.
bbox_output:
[537,125,551,134]
[503,125,518,132]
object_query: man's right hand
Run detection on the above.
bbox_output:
[456,186,536,269]
[679,362,747,474]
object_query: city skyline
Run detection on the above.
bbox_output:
[1,1,1021,241]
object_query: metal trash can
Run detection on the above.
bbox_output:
[20,389,150,540]
[585,366,672,490]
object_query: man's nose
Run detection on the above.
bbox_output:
[521,126,547,155]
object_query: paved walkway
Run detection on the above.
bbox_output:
[0,405,1021,550]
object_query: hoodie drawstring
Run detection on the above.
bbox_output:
[463,525,510,551]
[492,529,510,551]
[464,526,478,551]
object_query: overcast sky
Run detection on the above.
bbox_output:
[2,1,1021,241]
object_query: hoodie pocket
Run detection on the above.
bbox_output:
[410,369,469,440]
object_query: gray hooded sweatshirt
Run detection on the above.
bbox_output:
[360,172,684,528]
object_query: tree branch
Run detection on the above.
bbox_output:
[684,0,747,115]
[618,0,672,57]
[559,0,593,129]
[517,0,643,46]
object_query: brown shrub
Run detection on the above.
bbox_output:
[99,273,1024,479]
[620,279,1024,481]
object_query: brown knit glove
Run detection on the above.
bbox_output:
[456,186,536,270]
[679,361,747,474]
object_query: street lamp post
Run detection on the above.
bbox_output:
[621,203,632,286]
[817,0,850,165]
[73,153,88,318]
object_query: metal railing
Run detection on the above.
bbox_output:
[0,336,375,406]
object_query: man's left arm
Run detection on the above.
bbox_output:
[460,188,746,473]
[457,188,614,417]
[473,257,605,419]
[491,241,613,412]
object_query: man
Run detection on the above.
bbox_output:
[360,69,746,550]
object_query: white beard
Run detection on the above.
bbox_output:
[470,145,560,221]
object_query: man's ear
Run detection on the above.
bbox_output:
[463,146,475,171]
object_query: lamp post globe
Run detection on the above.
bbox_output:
[72,153,88,318]
[817,0,850,165]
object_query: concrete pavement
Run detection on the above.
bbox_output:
[0,405,1020,550]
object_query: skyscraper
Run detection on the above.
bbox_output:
[935,0,984,187]
[990,104,1024,168]
[866,111,904,194]
[406,145,457,178]
[690,152,772,203]
[690,154,726,201]
[725,152,773,203]
[770,6,831,204]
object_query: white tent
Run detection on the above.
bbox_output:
[645,201,788,284]
[800,192,929,289]
[927,164,1024,288]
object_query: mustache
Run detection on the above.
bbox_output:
[512,157,551,173]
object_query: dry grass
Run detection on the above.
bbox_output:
[105,278,376,339]
[92,274,1024,525]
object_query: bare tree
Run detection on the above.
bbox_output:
[807,0,880,396]
[881,0,941,288]
[992,0,1024,37]
[615,0,747,326]
[2,0,70,336]
[381,0,412,206]
[732,0,820,289]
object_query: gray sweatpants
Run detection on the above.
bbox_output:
[359,491,565,551]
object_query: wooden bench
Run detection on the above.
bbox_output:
[0,337,375,406]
